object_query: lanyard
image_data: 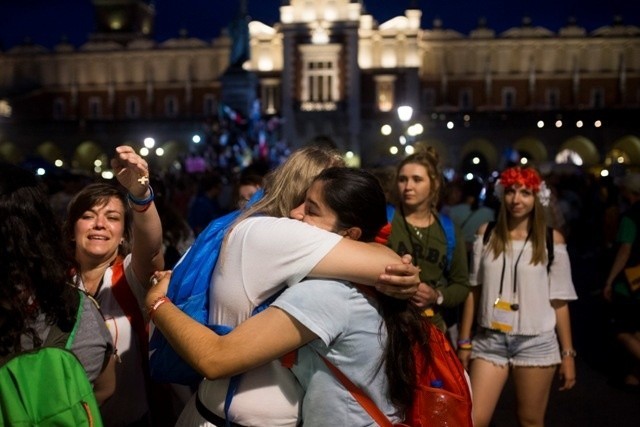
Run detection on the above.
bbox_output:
[497,231,530,311]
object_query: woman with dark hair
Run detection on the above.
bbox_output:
[63,146,164,426]
[147,167,428,425]
[0,162,115,404]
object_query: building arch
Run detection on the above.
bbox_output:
[611,135,640,165]
[557,136,600,167]
[0,142,23,163]
[73,141,106,171]
[36,141,65,164]
[513,136,548,163]
[461,138,499,171]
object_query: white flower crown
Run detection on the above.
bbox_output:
[494,180,551,207]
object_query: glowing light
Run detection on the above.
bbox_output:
[102,171,115,180]
[464,114,470,122]
[140,147,150,156]
[192,135,201,144]
[155,147,165,157]
[537,120,544,128]
[94,159,102,167]
[54,159,64,167]
[381,124,392,136]
[144,137,155,148]
[397,106,413,122]
[36,168,45,176]
[390,146,399,155]
[617,156,625,164]
[555,120,563,128]
[405,145,415,155]
[520,157,529,165]
[576,120,583,128]
[595,120,602,128]
[472,157,480,165]
[465,173,474,180]
[447,121,454,130]
[399,135,407,145]
[600,169,609,177]
[346,151,354,159]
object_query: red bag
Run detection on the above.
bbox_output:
[320,321,473,427]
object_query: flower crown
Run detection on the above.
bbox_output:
[494,166,551,207]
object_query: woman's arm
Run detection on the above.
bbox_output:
[310,240,420,297]
[457,287,480,370]
[93,355,117,405]
[110,145,164,287]
[552,300,576,391]
[148,271,317,379]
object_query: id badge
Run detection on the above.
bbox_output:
[491,299,515,332]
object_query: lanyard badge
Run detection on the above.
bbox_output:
[491,298,515,332]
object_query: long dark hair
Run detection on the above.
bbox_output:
[313,167,431,412]
[0,163,76,356]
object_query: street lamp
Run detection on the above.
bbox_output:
[383,105,423,156]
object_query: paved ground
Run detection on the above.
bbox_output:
[491,249,640,426]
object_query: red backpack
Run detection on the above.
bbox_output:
[320,321,473,427]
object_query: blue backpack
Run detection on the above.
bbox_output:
[148,191,266,387]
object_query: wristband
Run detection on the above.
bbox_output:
[561,349,577,358]
[148,295,170,318]
[457,338,472,346]
[128,186,154,206]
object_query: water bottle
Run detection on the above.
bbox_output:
[428,379,450,426]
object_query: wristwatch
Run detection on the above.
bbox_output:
[435,290,444,306]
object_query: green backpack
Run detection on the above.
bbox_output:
[0,291,104,427]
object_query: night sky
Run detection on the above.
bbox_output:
[0,0,639,50]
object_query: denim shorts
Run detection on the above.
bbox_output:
[471,328,561,367]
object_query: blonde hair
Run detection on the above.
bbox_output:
[488,181,549,266]
[395,145,443,210]
[234,146,345,224]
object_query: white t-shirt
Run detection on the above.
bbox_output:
[77,254,149,427]
[192,216,342,426]
[273,279,402,426]
[469,235,577,335]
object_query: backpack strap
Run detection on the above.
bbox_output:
[318,354,394,427]
[436,214,456,272]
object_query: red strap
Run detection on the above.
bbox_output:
[110,259,149,363]
[319,355,394,427]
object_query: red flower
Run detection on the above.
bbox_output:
[499,167,541,192]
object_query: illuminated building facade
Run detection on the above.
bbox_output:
[0,0,639,173]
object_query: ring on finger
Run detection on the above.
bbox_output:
[150,277,159,287]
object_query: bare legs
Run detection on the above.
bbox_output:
[469,358,557,427]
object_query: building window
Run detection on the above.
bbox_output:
[165,96,179,117]
[591,88,604,109]
[422,88,436,110]
[203,94,217,116]
[53,98,65,119]
[260,79,280,115]
[502,87,516,109]
[459,88,473,110]
[299,44,340,111]
[374,75,396,112]
[546,88,560,109]
[88,97,102,119]
[126,96,140,118]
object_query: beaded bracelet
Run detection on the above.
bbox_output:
[148,295,170,319]
[128,186,155,206]
[561,349,577,358]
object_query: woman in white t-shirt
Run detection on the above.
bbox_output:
[148,167,429,426]
[457,166,577,427]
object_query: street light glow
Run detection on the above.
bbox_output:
[397,105,413,122]
[155,147,165,156]
[381,124,392,135]
[537,120,544,128]
[140,147,150,156]
[389,146,399,155]
[192,135,201,144]
[144,137,155,148]
[405,145,415,155]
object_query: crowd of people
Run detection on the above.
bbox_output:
[1,138,639,427]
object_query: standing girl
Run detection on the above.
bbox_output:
[387,147,470,332]
[458,166,577,427]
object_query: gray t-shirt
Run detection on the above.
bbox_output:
[21,293,113,382]
[273,279,402,427]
